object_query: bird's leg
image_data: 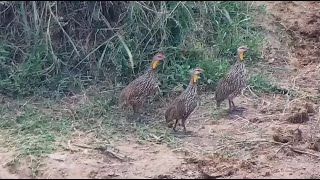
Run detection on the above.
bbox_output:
[124,110,131,120]
[231,99,246,111]
[228,98,246,113]
[120,103,132,120]
[182,118,190,134]
[132,104,139,114]
[173,119,178,132]
[231,100,235,108]
[228,98,234,112]
[132,105,143,122]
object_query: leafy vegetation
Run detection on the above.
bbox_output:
[0,1,274,176]
[0,1,264,97]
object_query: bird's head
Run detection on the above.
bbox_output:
[191,68,204,84]
[237,46,249,61]
[151,52,166,70]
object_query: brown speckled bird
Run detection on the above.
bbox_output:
[119,53,165,115]
[165,68,204,133]
[215,46,248,112]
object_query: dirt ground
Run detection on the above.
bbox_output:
[2,1,320,179]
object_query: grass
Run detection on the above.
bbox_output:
[0,88,183,176]
[0,1,264,97]
[135,121,183,148]
[0,77,288,177]
[0,1,282,177]
[210,109,229,121]
[0,107,66,155]
[0,99,73,176]
[249,74,291,95]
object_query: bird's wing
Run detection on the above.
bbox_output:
[126,74,150,97]
[215,70,238,100]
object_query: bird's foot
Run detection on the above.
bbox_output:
[184,130,193,135]
[228,108,245,117]
[172,130,195,137]
[129,112,144,122]
[172,128,177,132]
[234,106,246,111]
[142,111,152,117]
[171,129,192,135]
[136,115,147,123]
[228,106,246,113]
[127,114,135,121]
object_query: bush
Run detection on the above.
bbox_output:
[0,1,264,97]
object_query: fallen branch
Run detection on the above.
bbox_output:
[72,143,94,149]
[68,142,133,162]
[103,148,128,161]
[288,146,320,158]
[273,142,290,157]
[65,140,79,152]
[270,140,320,158]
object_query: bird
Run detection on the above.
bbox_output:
[215,46,249,113]
[165,68,204,133]
[119,52,166,118]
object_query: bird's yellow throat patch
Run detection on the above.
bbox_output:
[239,52,244,61]
[152,60,159,69]
[193,74,199,83]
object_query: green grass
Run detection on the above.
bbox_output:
[0,105,70,176]
[0,107,68,154]
[249,74,290,95]
[0,1,264,97]
[0,88,183,176]
[0,1,279,177]
[0,74,288,177]
[134,118,183,148]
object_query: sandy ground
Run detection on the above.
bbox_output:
[2,1,320,179]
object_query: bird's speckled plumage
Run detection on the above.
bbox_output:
[119,53,165,113]
[165,68,204,133]
[215,46,248,111]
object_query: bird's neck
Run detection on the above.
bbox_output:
[237,52,245,62]
[149,59,159,70]
[189,74,199,86]
[145,68,156,77]
[147,63,158,75]
[187,81,198,95]
[147,68,157,73]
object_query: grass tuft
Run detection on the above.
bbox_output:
[249,74,291,95]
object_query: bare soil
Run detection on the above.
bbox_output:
[2,1,320,179]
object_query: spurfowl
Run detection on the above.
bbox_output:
[119,52,165,116]
[165,68,204,133]
[215,46,249,113]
